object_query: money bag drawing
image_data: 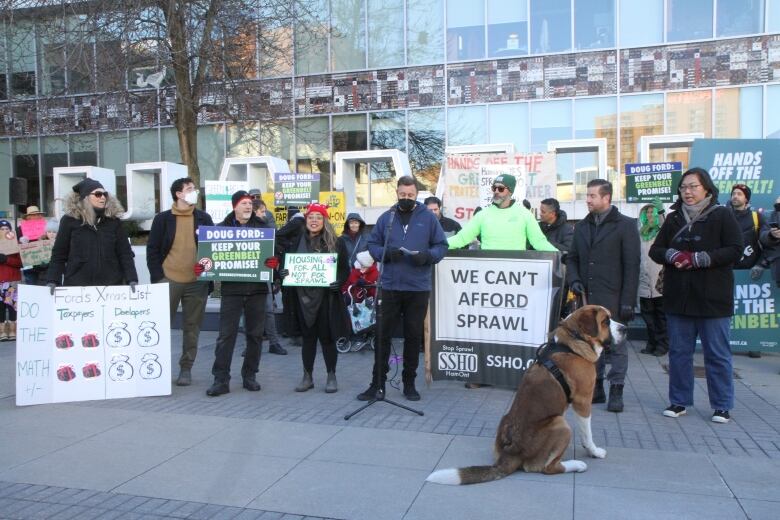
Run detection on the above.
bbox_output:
[108,354,133,381]
[139,353,162,379]
[137,321,160,347]
[106,321,132,348]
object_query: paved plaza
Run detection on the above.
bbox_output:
[1,330,780,519]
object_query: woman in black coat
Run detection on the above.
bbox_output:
[336,213,369,280]
[46,179,138,291]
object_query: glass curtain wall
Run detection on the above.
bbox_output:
[408,108,444,192]
[488,0,529,58]
[619,0,663,48]
[331,0,367,71]
[408,0,444,64]
[447,0,485,61]
[574,0,614,50]
[368,0,405,68]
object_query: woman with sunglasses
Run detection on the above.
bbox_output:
[46,178,138,292]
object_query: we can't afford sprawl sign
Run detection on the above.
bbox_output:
[196,226,275,282]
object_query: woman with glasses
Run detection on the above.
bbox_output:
[46,178,138,291]
[649,167,742,424]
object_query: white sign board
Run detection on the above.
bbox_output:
[16,284,171,406]
[205,180,249,224]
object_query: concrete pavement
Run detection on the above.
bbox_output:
[1,331,780,519]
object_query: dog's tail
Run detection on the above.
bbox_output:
[426,465,509,486]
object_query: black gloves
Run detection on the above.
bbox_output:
[129,281,137,293]
[47,282,57,295]
[386,248,405,263]
[0,253,6,264]
[278,269,290,279]
[570,281,585,295]
[329,281,342,294]
[619,305,635,323]
[411,251,431,266]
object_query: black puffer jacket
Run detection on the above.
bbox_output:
[47,215,138,287]
[540,210,574,254]
[218,212,273,296]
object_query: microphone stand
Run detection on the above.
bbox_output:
[345,207,424,420]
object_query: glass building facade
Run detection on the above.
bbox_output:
[1,0,779,213]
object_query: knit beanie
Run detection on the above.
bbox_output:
[231,190,252,208]
[731,184,751,202]
[354,250,374,269]
[305,203,330,220]
[72,178,104,200]
[493,174,516,193]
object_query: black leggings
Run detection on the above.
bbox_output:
[299,300,337,373]
[0,304,15,322]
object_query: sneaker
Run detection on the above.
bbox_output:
[663,405,687,418]
[711,410,730,423]
[269,343,288,355]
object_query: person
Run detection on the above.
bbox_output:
[276,212,305,339]
[637,199,668,357]
[275,203,345,393]
[46,179,138,291]
[0,220,22,341]
[728,184,771,358]
[358,176,449,402]
[760,195,780,289]
[424,196,462,237]
[538,197,574,254]
[251,193,276,225]
[17,205,49,285]
[447,174,558,252]
[567,179,640,413]
[649,167,742,424]
[343,250,379,299]
[206,190,273,397]
[336,213,369,280]
[147,177,214,386]
[253,198,287,356]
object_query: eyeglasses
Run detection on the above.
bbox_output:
[491,185,508,193]
[90,191,109,198]
[678,184,702,193]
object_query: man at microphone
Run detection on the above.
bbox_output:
[358,176,449,402]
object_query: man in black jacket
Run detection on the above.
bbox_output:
[206,190,274,396]
[424,196,462,237]
[567,179,640,413]
[147,178,214,386]
[538,198,574,254]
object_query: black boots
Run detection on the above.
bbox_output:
[357,382,379,401]
[403,380,420,401]
[607,384,624,413]
[269,343,288,355]
[592,379,606,404]
[206,380,229,396]
[242,376,261,391]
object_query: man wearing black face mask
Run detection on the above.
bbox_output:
[359,176,449,402]
[761,195,780,289]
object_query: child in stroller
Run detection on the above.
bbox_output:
[337,251,379,353]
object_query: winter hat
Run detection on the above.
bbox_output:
[731,184,751,202]
[354,250,374,269]
[72,178,104,200]
[0,219,12,230]
[231,190,252,208]
[343,212,365,233]
[305,203,330,220]
[492,174,516,193]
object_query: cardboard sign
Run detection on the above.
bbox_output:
[430,250,563,389]
[19,240,54,268]
[196,226,275,282]
[624,162,683,203]
[282,253,338,287]
[274,172,320,206]
[205,180,249,223]
[16,284,172,406]
[0,230,20,255]
[20,219,46,241]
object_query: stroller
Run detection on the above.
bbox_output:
[336,283,376,353]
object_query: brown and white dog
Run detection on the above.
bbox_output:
[426,305,625,485]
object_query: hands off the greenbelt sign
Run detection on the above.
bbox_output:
[283,253,338,287]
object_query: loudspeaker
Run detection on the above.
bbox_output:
[9,177,28,205]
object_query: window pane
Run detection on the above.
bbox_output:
[161,128,182,164]
[575,0,614,50]
[666,91,712,137]
[488,0,528,57]
[447,0,485,60]
[489,103,529,152]
[43,136,68,211]
[333,114,367,153]
[331,0,366,71]
[768,85,780,138]
[715,87,762,138]
[371,111,406,151]
[530,99,572,152]
[130,129,159,163]
[619,0,662,47]
[70,134,97,167]
[368,0,405,68]
[408,108,444,192]
[295,0,328,74]
[0,141,11,211]
[408,0,445,64]
[716,0,764,37]
[447,105,487,146]
[198,125,225,182]
[260,121,294,166]
[100,132,129,177]
[14,138,41,209]
[531,0,572,54]
[0,30,7,100]
[770,0,780,32]
[667,0,713,42]
[366,112,406,206]
[227,123,260,157]
[296,117,331,189]
[619,93,664,166]
[10,22,37,97]
[575,97,617,196]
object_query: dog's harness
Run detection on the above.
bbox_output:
[534,341,574,403]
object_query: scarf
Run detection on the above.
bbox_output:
[681,194,712,223]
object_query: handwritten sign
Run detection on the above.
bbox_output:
[283,253,338,287]
[16,284,171,406]
[19,240,54,268]
[0,230,20,255]
[20,219,46,241]
[196,226,275,282]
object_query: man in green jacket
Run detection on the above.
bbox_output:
[447,174,558,252]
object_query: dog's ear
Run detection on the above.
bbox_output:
[574,307,600,338]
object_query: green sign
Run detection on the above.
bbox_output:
[724,270,780,353]
[624,162,683,203]
[196,226,275,282]
[274,173,320,206]
[282,253,338,287]
[19,240,54,268]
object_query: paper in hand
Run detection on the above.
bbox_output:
[399,247,419,255]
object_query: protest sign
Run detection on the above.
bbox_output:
[274,172,320,206]
[260,192,288,228]
[16,283,171,406]
[19,240,54,268]
[20,219,46,241]
[205,180,249,223]
[319,191,346,235]
[196,226,275,282]
[726,270,780,353]
[0,230,20,255]
[624,162,683,203]
[282,253,338,287]
[430,250,563,389]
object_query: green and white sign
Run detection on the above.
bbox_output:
[282,253,337,287]
[205,180,249,223]
[624,162,683,203]
[274,173,320,206]
[196,226,275,282]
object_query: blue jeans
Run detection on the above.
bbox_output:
[666,314,733,411]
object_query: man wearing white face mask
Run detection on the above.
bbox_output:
[147,177,215,386]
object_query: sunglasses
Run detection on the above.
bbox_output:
[491,185,508,193]
[90,191,109,198]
